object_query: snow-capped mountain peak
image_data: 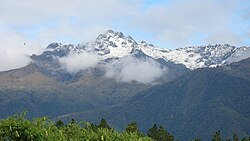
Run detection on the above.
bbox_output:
[37,30,250,70]
[86,30,138,58]
[163,44,238,69]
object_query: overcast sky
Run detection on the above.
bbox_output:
[1,0,250,50]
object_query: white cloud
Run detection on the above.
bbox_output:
[0,0,249,73]
[105,56,164,84]
[0,0,137,45]
[205,31,242,45]
[35,23,109,45]
[0,0,136,24]
[1,0,249,50]
[57,52,164,84]
[0,26,43,71]
[58,51,99,74]
[131,0,248,47]
[0,48,31,72]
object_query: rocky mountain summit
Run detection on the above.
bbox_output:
[32,30,250,71]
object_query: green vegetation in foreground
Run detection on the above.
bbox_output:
[0,112,152,141]
[0,112,249,141]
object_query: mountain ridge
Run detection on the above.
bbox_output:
[33,30,250,71]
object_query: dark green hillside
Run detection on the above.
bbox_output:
[107,58,250,141]
[0,89,95,118]
[0,63,151,118]
[55,58,250,141]
[224,57,250,81]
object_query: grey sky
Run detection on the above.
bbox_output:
[0,0,250,71]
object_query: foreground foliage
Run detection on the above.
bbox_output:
[0,113,152,141]
[0,112,249,141]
